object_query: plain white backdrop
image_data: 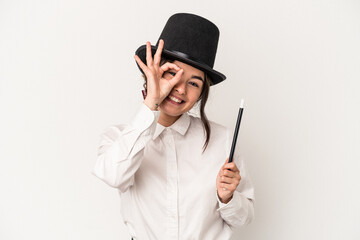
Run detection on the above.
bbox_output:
[1,0,359,239]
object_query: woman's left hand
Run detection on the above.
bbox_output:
[216,157,241,204]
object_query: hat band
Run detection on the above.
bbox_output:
[168,50,209,68]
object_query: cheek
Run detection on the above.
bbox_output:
[186,90,202,105]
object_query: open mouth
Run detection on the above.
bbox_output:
[166,95,185,105]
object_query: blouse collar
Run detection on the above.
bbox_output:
[152,112,191,140]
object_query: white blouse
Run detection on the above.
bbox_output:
[92,102,255,240]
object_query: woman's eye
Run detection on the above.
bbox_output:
[167,71,176,76]
[189,82,199,87]
[165,72,199,87]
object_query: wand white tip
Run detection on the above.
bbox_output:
[240,99,244,108]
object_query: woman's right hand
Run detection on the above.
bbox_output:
[134,39,183,110]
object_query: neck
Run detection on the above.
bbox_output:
[158,111,182,127]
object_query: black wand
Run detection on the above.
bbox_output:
[228,99,244,163]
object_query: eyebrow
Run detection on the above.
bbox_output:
[168,70,204,82]
[191,75,204,82]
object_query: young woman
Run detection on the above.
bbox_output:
[92,13,255,240]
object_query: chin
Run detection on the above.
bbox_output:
[159,102,188,117]
[159,106,185,117]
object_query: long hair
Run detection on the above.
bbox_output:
[141,58,212,154]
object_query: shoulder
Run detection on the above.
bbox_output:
[188,114,230,139]
[209,119,229,135]
[188,114,231,161]
[99,122,133,141]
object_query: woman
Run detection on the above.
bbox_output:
[92,13,255,240]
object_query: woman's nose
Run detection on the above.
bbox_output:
[175,82,186,95]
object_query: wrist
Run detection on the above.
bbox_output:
[218,193,233,204]
[143,99,160,111]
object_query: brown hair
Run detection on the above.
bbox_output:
[141,58,212,154]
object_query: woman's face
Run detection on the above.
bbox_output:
[159,60,204,117]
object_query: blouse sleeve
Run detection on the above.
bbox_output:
[215,128,255,229]
[91,102,160,193]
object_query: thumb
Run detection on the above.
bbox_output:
[223,157,229,166]
[168,69,183,85]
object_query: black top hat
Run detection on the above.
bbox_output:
[135,13,226,86]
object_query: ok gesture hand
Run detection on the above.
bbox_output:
[134,39,183,110]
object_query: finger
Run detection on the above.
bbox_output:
[223,162,239,172]
[168,68,183,85]
[153,39,164,66]
[220,183,236,191]
[160,62,181,72]
[223,171,241,183]
[220,175,233,184]
[222,170,241,184]
[221,158,231,171]
[221,169,237,178]
[146,41,153,66]
[134,55,149,73]
[222,157,229,167]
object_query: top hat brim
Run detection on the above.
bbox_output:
[135,45,226,86]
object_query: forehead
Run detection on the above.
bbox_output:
[173,60,204,76]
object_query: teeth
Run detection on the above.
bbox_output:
[169,95,183,103]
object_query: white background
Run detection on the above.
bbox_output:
[1,0,359,239]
